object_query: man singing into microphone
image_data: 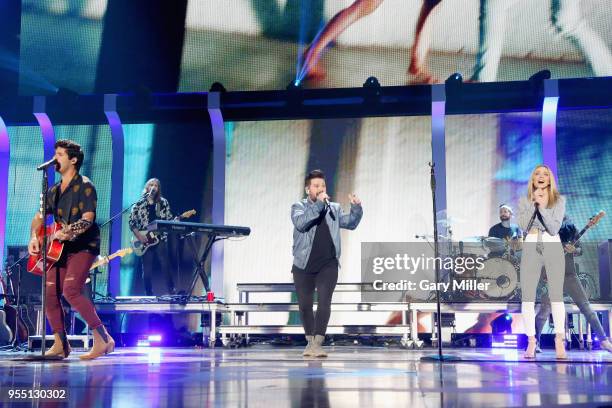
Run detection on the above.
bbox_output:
[28,139,114,359]
[291,170,363,357]
[129,178,176,295]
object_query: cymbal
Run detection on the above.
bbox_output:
[459,236,486,243]
[483,237,505,245]
[435,213,466,227]
[415,234,452,240]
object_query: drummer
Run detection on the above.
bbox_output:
[487,204,522,256]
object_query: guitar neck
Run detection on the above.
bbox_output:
[569,211,605,245]
[569,225,590,245]
[90,254,118,270]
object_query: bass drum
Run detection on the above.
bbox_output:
[475,257,518,299]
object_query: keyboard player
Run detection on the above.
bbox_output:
[129,178,177,296]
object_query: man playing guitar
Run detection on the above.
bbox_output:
[129,178,177,296]
[535,213,611,353]
[27,139,114,360]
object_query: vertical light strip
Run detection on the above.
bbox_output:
[431,84,448,230]
[104,94,124,296]
[542,79,559,176]
[33,96,56,186]
[32,96,55,339]
[0,116,10,265]
[208,92,225,298]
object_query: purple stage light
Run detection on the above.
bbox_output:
[492,334,518,348]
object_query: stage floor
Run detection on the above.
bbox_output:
[0,346,610,407]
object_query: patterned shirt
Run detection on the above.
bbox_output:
[128,196,173,240]
[45,174,100,255]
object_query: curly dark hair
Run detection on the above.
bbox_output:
[54,139,84,171]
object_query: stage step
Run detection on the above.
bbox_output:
[219,324,410,336]
[28,335,90,351]
[224,302,410,313]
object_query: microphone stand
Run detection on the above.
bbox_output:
[23,166,55,359]
[39,167,49,358]
[421,162,460,362]
[94,195,147,301]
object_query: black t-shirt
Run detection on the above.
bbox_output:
[292,209,337,274]
[147,203,157,223]
[46,174,100,255]
[488,223,520,240]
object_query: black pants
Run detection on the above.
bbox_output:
[536,254,608,340]
[142,240,174,296]
[292,263,338,336]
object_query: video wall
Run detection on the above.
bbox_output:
[5,123,154,298]
[15,0,612,95]
[224,110,612,333]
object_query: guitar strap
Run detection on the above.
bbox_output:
[50,183,67,308]
[52,182,62,223]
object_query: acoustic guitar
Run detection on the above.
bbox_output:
[27,219,92,276]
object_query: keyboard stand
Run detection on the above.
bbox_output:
[184,232,218,298]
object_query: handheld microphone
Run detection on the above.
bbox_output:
[321,196,336,220]
[36,158,57,171]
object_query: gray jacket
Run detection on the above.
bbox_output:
[291,198,363,269]
[517,195,565,235]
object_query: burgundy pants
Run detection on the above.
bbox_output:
[45,251,102,333]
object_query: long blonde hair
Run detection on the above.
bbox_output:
[527,164,560,208]
[142,178,162,201]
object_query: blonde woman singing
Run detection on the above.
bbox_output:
[517,165,567,359]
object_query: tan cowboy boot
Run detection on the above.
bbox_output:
[311,335,328,358]
[303,335,314,357]
[45,331,71,359]
[80,325,115,360]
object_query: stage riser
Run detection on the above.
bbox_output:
[219,325,411,336]
[27,335,90,351]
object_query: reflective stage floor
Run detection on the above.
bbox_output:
[0,346,610,407]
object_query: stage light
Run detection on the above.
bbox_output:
[529,69,551,82]
[286,80,303,91]
[491,313,512,335]
[445,72,463,85]
[209,82,227,93]
[363,76,381,88]
[137,334,162,347]
[137,339,150,347]
[56,87,79,99]
[492,334,518,348]
[55,87,79,105]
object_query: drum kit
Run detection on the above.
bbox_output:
[418,217,523,301]
[457,235,521,301]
